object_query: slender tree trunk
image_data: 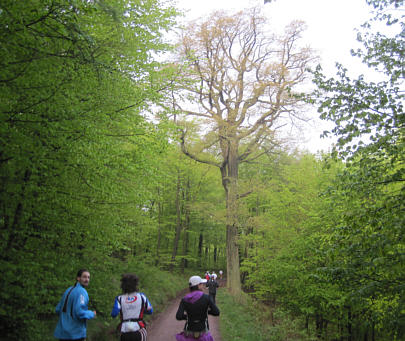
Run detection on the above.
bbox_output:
[181,177,191,272]
[316,314,322,339]
[155,188,162,266]
[348,308,352,341]
[182,227,189,271]
[171,172,182,269]
[371,323,375,341]
[5,169,31,256]
[198,232,203,267]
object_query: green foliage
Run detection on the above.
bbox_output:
[309,0,404,338]
[238,152,341,337]
[148,143,227,271]
[0,0,179,339]
[218,289,310,341]
[1,0,402,340]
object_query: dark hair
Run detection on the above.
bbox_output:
[76,269,89,278]
[189,285,199,292]
[121,273,139,293]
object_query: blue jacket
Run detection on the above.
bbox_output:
[54,283,95,339]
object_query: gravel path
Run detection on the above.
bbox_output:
[147,286,222,341]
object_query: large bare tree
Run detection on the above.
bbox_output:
[175,7,316,294]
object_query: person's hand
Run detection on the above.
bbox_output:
[93,311,97,317]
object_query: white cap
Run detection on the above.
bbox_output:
[189,275,207,287]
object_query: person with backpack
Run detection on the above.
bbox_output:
[111,273,153,341]
[175,275,220,341]
[54,269,96,341]
[206,276,219,304]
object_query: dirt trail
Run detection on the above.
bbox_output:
[147,284,223,341]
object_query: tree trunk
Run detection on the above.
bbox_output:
[348,308,352,341]
[181,177,191,272]
[5,168,32,256]
[171,172,182,269]
[223,143,241,295]
[198,232,203,267]
[155,188,162,266]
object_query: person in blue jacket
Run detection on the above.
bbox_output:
[54,269,96,340]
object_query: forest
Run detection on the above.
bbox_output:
[0,0,403,340]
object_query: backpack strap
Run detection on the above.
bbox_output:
[62,283,77,318]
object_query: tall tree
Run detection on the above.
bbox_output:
[174,7,315,293]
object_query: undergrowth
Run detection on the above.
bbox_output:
[217,288,314,341]
[41,257,188,341]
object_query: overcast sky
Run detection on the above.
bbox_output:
[173,0,373,153]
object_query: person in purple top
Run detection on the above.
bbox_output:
[175,275,220,341]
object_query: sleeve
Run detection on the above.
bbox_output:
[208,296,220,316]
[142,294,153,314]
[111,295,121,318]
[55,291,65,314]
[73,289,95,320]
[175,299,187,320]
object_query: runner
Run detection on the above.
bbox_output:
[54,269,96,341]
[206,276,219,304]
[175,275,220,341]
[111,273,153,341]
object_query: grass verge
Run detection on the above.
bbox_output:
[217,288,313,341]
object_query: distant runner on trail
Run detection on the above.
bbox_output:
[206,277,219,304]
[175,275,220,341]
[111,273,153,341]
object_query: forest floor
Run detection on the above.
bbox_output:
[147,279,225,341]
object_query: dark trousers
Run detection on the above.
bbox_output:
[209,293,216,303]
[121,329,147,341]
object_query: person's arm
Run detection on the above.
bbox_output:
[111,296,120,318]
[141,293,153,315]
[208,297,220,316]
[73,289,95,320]
[175,299,187,320]
[55,291,65,314]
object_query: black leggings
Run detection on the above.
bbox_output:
[121,329,147,341]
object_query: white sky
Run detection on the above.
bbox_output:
[172,0,374,153]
